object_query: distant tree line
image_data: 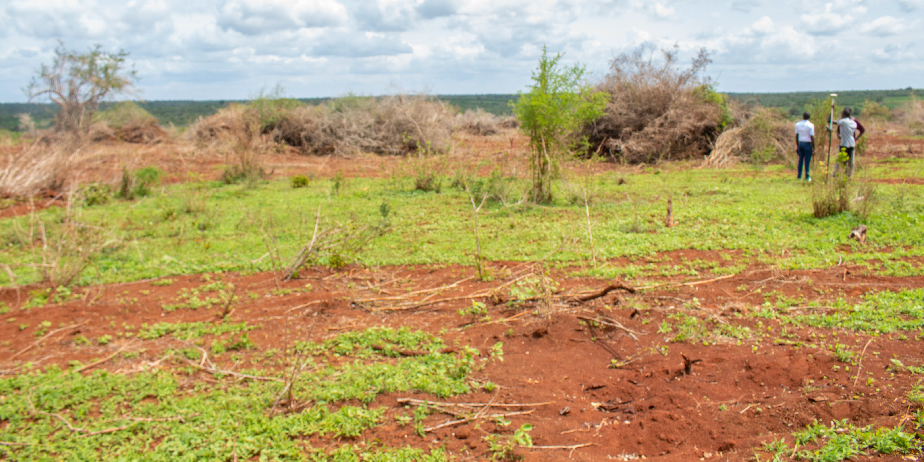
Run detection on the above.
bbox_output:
[2,89,918,133]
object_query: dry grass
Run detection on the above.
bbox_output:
[704,107,791,168]
[195,94,455,157]
[0,137,76,197]
[92,102,167,144]
[586,44,724,163]
[455,108,500,136]
[894,96,924,136]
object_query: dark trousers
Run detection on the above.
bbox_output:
[797,142,813,179]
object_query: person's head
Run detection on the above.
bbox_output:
[803,112,811,120]
[841,107,852,118]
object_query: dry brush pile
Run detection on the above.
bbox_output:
[191,94,456,156]
[89,101,167,144]
[704,104,792,168]
[585,45,730,163]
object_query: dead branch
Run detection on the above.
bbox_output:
[423,410,534,433]
[396,398,552,408]
[283,206,322,280]
[575,315,643,341]
[10,321,87,360]
[186,360,284,383]
[569,283,637,303]
[72,341,138,374]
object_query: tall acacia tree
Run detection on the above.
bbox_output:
[513,47,608,203]
[26,42,138,136]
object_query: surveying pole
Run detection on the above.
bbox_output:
[826,93,837,177]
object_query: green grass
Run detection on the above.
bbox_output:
[1,163,923,287]
[0,327,472,461]
[791,288,924,334]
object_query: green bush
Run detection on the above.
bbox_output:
[290,175,310,188]
[78,183,111,206]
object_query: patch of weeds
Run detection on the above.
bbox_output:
[78,182,112,206]
[889,359,924,375]
[0,302,9,314]
[831,344,855,364]
[150,278,175,287]
[96,335,113,345]
[795,288,924,334]
[486,423,533,461]
[791,419,919,462]
[458,300,488,323]
[162,281,236,312]
[137,321,255,340]
[669,312,753,344]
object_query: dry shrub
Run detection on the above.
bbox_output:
[499,117,519,129]
[189,103,248,142]
[93,101,166,144]
[455,108,500,136]
[586,44,727,163]
[0,137,75,197]
[894,95,924,136]
[704,107,791,168]
[272,94,454,156]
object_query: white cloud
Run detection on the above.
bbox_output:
[0,0,921,101]
[217,0,347,35]
[800,0,867,35]
[860,16,906,35]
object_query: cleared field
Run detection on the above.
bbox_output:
[1,129,924,461]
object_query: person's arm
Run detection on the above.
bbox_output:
[811,135,815,151]
[795,134,800,150]
[854,118,865,140]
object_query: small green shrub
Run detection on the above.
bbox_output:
[291,175,310,188]
[78,183,112,206]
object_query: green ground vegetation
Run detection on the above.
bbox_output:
[0,327,476,461]
[1,162,922,287]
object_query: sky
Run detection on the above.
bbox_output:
[1,0,922,102]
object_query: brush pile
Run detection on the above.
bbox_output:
[455,108,501,136]
[894,95,924,136]
[703,107,792,168]
[192,94,455,156]
[92,102,166,144]
[585,45,728,163]
[0,138,74,197]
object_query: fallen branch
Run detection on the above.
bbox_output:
[187,361,284,383]
[853,339,874,387]
[423,410,534,433]
[530,443,593,450]
[10,321,87,360]
[72,341,138,374]
[283,206,322,281]
[569,283,636,303]
[636,273,736,291]
[397,398,552,408]
[354,276,474,303]
[576,315,644,341]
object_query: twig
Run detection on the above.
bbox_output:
[397,398,552,408]
[853,339,873,387]
[0,441,29,446]
[575,315,643,341]
[569,283,636,303]
[10,321,87,360]
[422,410,534,433]
[354,276,474,303]
[72,341,138,374]
[584,193,597,267]
[636,273,736,291]
[283,205,321,281]
[530,443,593,450]
[186,361,283,383]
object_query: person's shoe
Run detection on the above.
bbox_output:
[807,177,812,182]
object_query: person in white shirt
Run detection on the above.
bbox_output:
[835,107,865,177]
[794,112,815,181]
